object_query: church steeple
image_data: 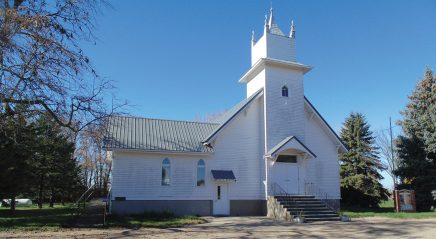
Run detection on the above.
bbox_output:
[250,8,297,65]
[267,7,285,36]
[242,8,311,148]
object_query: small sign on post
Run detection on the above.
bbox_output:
[394,189,416,212]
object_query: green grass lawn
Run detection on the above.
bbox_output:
[0,203,76,231]
[341,200,436,219]
[0,203,205,231]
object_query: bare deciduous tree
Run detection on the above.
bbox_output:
[0,0,123,132]
[192,110,227,123]
[76,122,111,195]
[377,129,400,190]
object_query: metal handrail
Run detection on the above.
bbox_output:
[75,185,94,207]
[304,181,338,212]
[84,191,94,203]
[270,182,290,196]
[270,182,302,217]
[74,184,97,214]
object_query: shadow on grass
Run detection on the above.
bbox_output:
[0,205,206,231]
[107,213,206,229]
[0,205,78,231]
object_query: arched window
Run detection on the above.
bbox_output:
[197,159,205,186]
[162,158,171,186]
[282,86,289,97]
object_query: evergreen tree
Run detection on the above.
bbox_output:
[0,107,37,212]
[396,68,436,211]
[395,135,436,211]
[0,109,84,211]
[47,133,80,207]
[32,114,82,208]
[340,113,388,207]
[400,68,436,153]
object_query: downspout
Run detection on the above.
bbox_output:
[263,88,269,199]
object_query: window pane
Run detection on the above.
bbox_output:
[276,155,297,163]
[162,159,171,186]
[197,159,205,186]
[282,86,288,97]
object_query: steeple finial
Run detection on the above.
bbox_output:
[251,30,255,46]
[264,14,269,33]
[290,20,296,38]
[268,6,274,28]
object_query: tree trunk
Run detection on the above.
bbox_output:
[49,187,55,208]
[38,174,44,209]
[393,182,397,211]
[10,195,16,213]
[104,161,112,196]
[88,170,93,188]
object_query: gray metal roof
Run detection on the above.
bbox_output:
[104,89,263,153]
[104,116,219,153]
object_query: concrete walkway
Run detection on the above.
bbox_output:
[2,216,436,238]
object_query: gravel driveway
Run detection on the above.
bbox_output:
[1,216,436,238]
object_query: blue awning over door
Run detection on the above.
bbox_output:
[211,170,236,181]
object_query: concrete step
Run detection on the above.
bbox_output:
[283,204,327,208]
[275,195,315,200]
[276,196,318,199]
[303,213,339,218]
[285,206,330,211]
[278,200,325,204]
[306,217,341,222]
[274,195,339,222]
[285,207,331,211]
[299,210,336,215]
[282,201,327,205]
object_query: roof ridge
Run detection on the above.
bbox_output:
[202,88,264,143]
[111,115,220,125]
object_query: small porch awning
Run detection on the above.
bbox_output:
[265,136,317,159]
[211,170,236,181]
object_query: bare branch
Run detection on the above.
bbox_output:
[376,129,400,189]
[1,0,123,133]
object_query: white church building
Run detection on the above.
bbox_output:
[105,9,347,219]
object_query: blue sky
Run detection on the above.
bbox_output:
[83,0,436,188]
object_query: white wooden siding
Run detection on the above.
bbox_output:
[111,152,212,200]
[246,69,265,97]
[211,96,265,200]
[304,107,341,199]
[111,96,266,201]
[265,66,306,150]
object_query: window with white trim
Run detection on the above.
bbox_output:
[197,159,205,186]
[282,86,289,97]
[162,158,171,186]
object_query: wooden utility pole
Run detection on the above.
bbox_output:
[389,117,397,211]
[389,117,395,189]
